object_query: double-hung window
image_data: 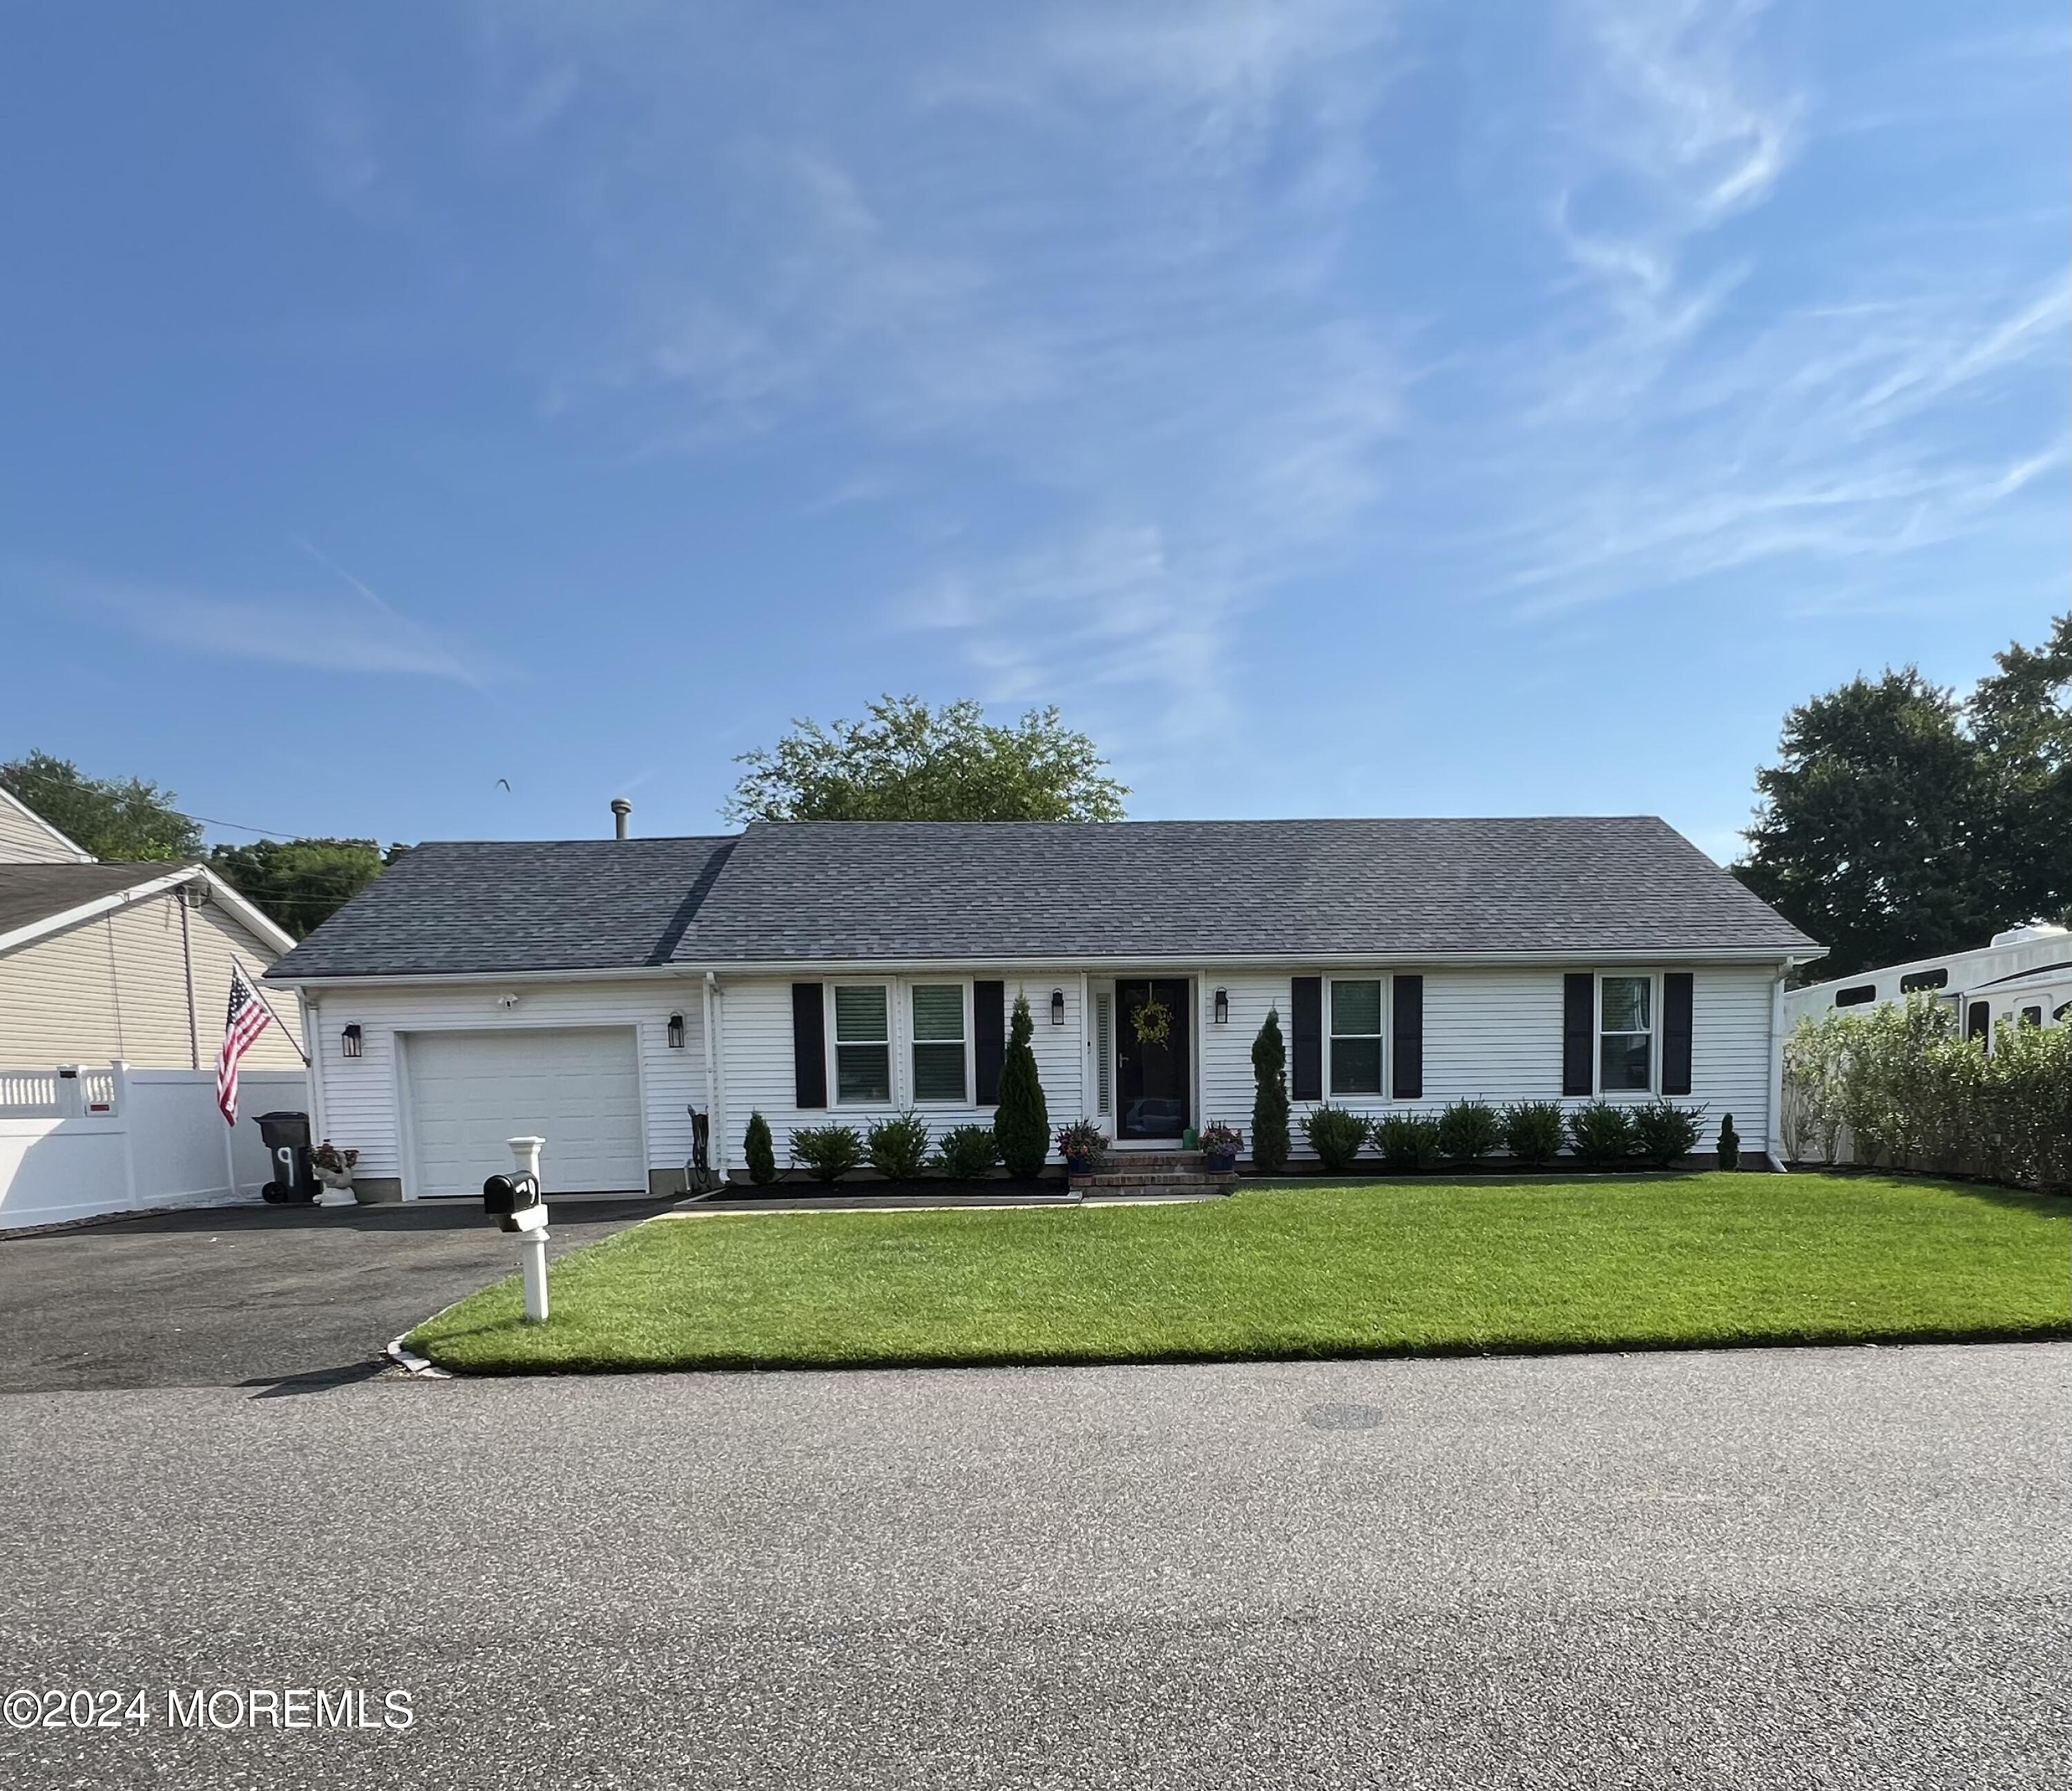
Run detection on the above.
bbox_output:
[910,984,968,1103]
[1599,976,1653,1092]
[833,985,892,1104]
[1329,978,1383,1096]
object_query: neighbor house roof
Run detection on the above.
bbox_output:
[672,818,1820,964]
[0,861,297,959]
[267,816,1816,981]
[265,836,738,979]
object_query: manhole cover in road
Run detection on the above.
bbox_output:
[1303,1401,1390,1430]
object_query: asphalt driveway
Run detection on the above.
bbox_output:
[0,1196,673,1395]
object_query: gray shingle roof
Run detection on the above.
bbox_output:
[266,837,736,979]
[265,818,1816,981]
[0,863,191,941]
[673,817,1817,963]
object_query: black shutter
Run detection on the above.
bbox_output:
[1392,975,1423,1100]
[972,979,1006,1105]
[1562,973,1595,1097]
[791,983,827,1109]
[1291,976,1323,1102]
[1662,973,1694,1096]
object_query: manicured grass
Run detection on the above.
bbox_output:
[406,1173,2072,1375]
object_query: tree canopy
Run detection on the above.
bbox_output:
[0,750,203,861]
[1735,611,2070,978]
[207,837,410,938]
[725,696,1126,824]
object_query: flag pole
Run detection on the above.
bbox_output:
[233,957,313,1066]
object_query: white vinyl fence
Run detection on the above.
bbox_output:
[0,1061,309,1232]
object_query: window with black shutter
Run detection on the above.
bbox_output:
[1291,976,1323,1102]
[791,982,827,1109]
[1661,972,1694,1097]
[1391,975,1423,1100]
[972,979,1006,1105]
[1562,973,1595,1097]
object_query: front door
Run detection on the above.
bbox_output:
[1115,978,1190,1141]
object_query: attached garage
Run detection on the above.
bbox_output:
[401,1026,645,1198]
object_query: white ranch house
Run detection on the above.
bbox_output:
[264,816,1822,1200]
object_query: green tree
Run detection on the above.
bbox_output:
[206,837,407,939]
[1734,669,2011,978]
[0,750,200,860]
[992,990,1051,1179]
[1970,610,2071,926]
[1250,1008,1290,1174]
[743,1112,778,1185]
[726,696,1126,823]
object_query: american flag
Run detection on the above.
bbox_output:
[216,964,275,1125]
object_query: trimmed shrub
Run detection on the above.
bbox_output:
[743,1111,777,1185]
[934,1123,1001,1180]
[1251,1008,1292,1174]
[1566,1102,1635,1169]
[1717,1112,1740,1171]
[1435,1099,1500,1166]
[1301,1104,1368,1173]
[1630,1100,1705,1169]
[1501,1100,1566,1167]
[994,991,1051,1179]
[866,1110,932,1182]
[1374,1113,1443,1171]
[789,1122,863,1182]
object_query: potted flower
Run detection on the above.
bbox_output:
[309,1140,359,1208]
[1055,1119,1108,1177]
[1198,1122,1243,1172]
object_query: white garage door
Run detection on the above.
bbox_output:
[403,1028,645,1198]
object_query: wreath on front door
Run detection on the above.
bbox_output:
[1130,993,1173,1048]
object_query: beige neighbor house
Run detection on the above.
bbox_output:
[0,785,305,1070]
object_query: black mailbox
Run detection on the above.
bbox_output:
[482,1171,541,1217]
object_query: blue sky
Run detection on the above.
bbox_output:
[1,2,2064,862]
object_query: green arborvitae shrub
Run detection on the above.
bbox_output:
[1373,1113,1444,1171]
[1301,1104,1368,1173]
[1717,1112,1740,1171]
[1501,1100,1566,1167]
[1435,1099,1500,1166]
[743,1111,777,1185]
[934,1123,1001,1180]
[993,990,1051,1178]
[1631,1100,1705,1169]
[866,1110,932,1182]
[1566,1102,1635,1169]
[789,1122,864,1182]
[1251,1008,1292,1174]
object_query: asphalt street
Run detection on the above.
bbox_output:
[3,1342,2067,1789]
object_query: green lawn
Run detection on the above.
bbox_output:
[406,1173,2072,1375]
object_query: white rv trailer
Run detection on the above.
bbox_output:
[1784,923,2072,1043]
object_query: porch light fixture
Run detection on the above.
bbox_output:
[1050,988,1066,1026]
[666,1013,686,1050]
[1213,988,1229,1026]
[341,1024,363,1060]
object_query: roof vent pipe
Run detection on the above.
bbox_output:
[611,798,632,841]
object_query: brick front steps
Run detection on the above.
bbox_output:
[1068,1151,1240,1200]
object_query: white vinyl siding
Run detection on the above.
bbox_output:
[304,979,703,1193]
[0,888,301,1069]
[0,794,87,863]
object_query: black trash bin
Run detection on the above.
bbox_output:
[256,1111,317,1204]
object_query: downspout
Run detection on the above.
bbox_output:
[300,990,327,1149]
[1766,959,1796,1173]
[179,891,200,1069]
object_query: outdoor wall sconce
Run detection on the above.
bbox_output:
[1050,988,1066,1026]
[341,1024,363,1059]
[1213,988,1229,1026]
[666,1013,686,1050]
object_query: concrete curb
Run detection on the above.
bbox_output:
[385,1334,450,1379]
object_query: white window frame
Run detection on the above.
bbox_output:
[1326,975,1386,1100]
[1595,972,1658,1098]
[827,981,894,1108]
[908,980,972,1107]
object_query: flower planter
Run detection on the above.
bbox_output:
[1064,1154,1097,1178]
[1203,1151,1238,1174]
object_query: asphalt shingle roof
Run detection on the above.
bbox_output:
[265,817,1817,980]
[673,818,1819,964]
[0,863,191,941]
[266,837,736,979]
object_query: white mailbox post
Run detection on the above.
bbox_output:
[481,1135,551,1324]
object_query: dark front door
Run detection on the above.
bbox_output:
[1115,978,1190,1141]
